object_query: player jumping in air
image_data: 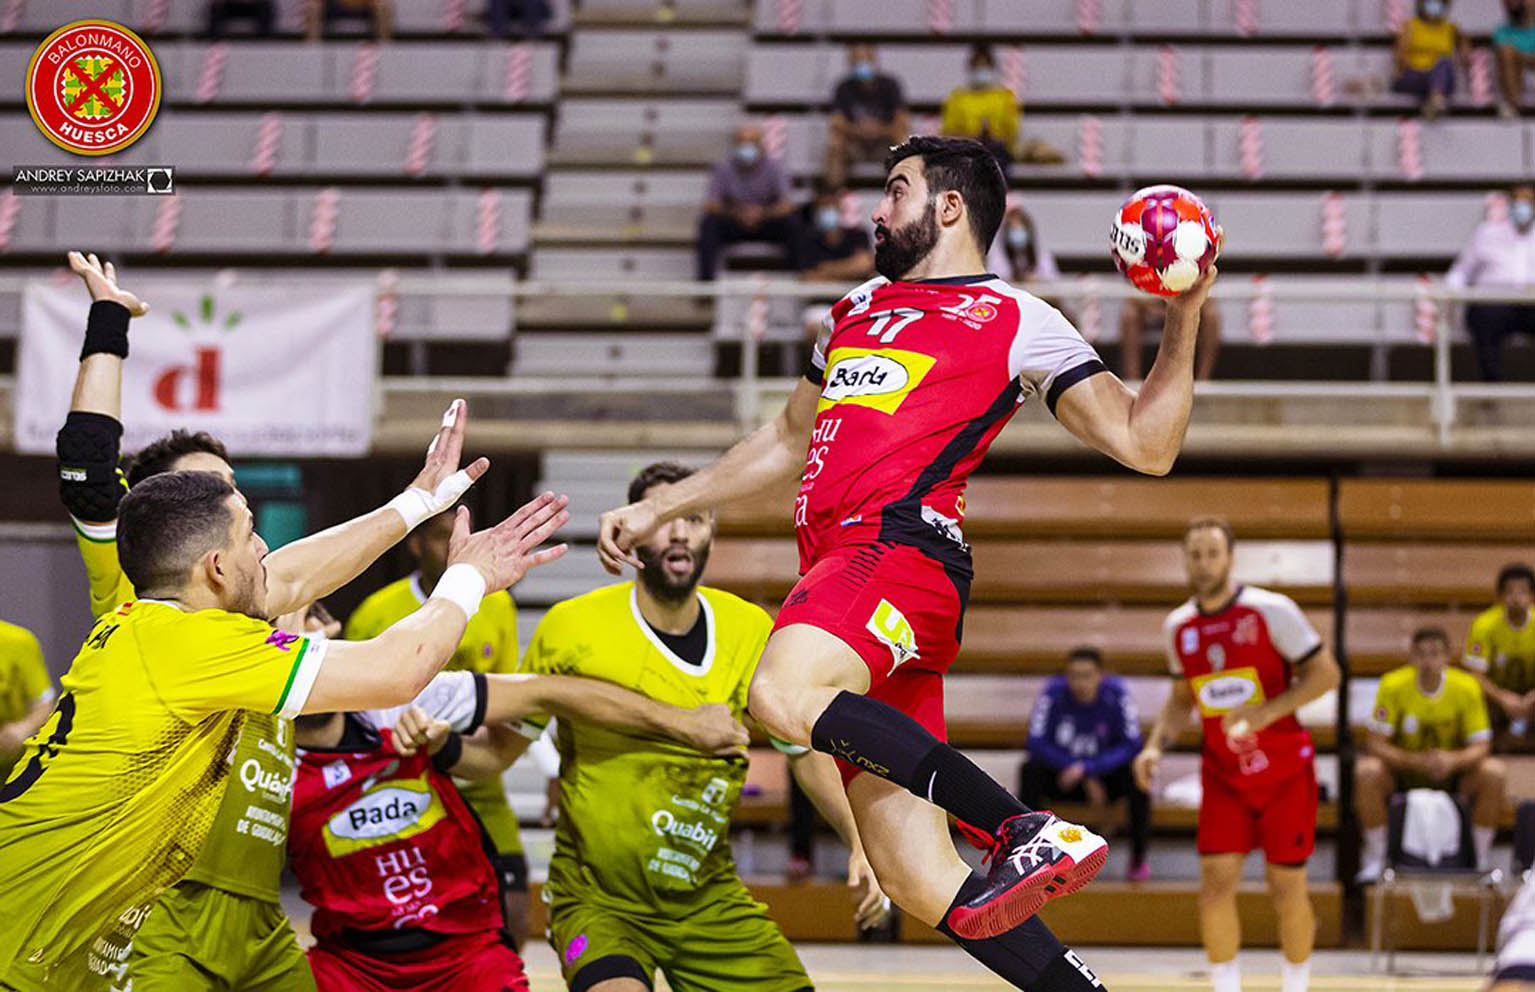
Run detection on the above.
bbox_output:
[599,136,1215,991]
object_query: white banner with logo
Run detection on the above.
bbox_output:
[16,280,377,456]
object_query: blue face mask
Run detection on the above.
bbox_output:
[1514,199,1535,229]
[971,67,997,89]
[816,206,842,233]
[852,61,875,82]
[1006,225,1030,250]
[1421,0,1447,18]
[734,143,760,166]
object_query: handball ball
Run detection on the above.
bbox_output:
[1110,184,1222,297]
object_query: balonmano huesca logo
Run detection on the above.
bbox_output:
[26,20,162,156]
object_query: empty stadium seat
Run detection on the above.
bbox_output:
[531,246,696,280]
[1373,192,1485,259]
[552,98,739,165]
[565,30,747,93]
[514,331,713,376]
[1366,120,1528,182]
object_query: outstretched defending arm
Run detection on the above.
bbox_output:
[596,374,821,574]
[1053,267,1217,476]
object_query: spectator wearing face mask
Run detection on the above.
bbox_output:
[985,206,1072,320]
[1495,0,1535,118]
[825,44,908,188]
[1391,0,1469,119]
[697,123,804,281]
[797,180,875,283]
[1446,183,1535,381]
[940,45,1019,169]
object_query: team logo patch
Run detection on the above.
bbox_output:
[1189,668,1266,717]
[1181,627,1198,654]
[322,772,445,857]
[866,599,919,674]
[1058,826,1083,843]
[1206,643,1226,671]
[564,934,588,966]
[26,20,162,156]
[818,347,936,415]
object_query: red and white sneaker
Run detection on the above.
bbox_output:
[945,811,1108,940]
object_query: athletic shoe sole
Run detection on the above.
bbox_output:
[947,836,1108,940]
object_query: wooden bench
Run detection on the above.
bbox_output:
[719,477,1332,540]
[1344,543,1530,607]
[1340,479,1535,541]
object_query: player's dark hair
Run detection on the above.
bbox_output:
[127,429,231,488]
[885,136,1007,254]
[1065,646,1103,669]
[118,471,237,597]
[1498,563,1535,594]
[1186,515,1235,551]
[628,461,696,505]
[1410,626,1452,652]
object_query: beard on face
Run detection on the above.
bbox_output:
[1190,566,1231,600]
[636,541,711,605]
[874,199,941,280]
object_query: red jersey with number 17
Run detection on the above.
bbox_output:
[799,274,1104,575]
[1163,585,1324,787]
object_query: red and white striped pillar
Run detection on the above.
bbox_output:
[1078,115,1103,178]
[152,194,182,255]
[309,187,340,254]
[405,113,438,177]
[250,111,284,176]
[1248,274,1275,344]
[476,188,502,255]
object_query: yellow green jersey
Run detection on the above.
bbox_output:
[0,621,53,780]
[345,574,521,854]
[1464,604,1535,695]
[0,600,325,991]
[67,521,298,904]
[519,582,771,911]
[1369,665,1492,755]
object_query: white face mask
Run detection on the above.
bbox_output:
[734,143,760,166]
[1421,0,1447,17]
[1514,199,1535,229]
[1006,225,1030,250]
[970,67,997,89]
[816,206,842,232]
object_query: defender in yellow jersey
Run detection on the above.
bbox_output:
[522,463,884,992]
[0,621,54,782]
[1464,563,1535,740]
[345,508,531,945]
[1355,627,1507,881]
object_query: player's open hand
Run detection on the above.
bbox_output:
[596,500,660,576]
[678,703,749,756]
[394,706,452,757]
[447,494,570,592]
[68,251,149,317]
[1131,746,1161,794]
[848,847,891,930]
[409,398,490,502]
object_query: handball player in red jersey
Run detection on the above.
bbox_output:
[599,136,1215,991]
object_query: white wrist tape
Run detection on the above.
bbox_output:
[429,563,486,621]
[387,469,475,532]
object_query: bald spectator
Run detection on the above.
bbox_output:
[697,123,803,281]
[825,44,908,188]
[1447,183,1535,380]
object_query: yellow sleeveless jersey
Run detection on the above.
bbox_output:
[345,574,522,853]
[0,601,325,991]
[67,520,298,903]
[1368,665,1491,753]
[1403,16,1457,71]
[1464,605,1535,696]
[520,582,771,909]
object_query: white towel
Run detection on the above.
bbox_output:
[1401,788,1463,868]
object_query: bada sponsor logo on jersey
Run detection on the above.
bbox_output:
[1190,668,1266,717]
[818,347,937,415]
[323,774,446,856]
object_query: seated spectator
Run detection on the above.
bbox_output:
[824,44,908,188]
[797,181,874,282]
[1464,563,1535,742]
[307,0,392,40]
[1391,0,1469,119]
[1495,0,1535,118]
[697,123,803,281]
[1018,647,1150,881]
[986,205,1074,320]
[487,0,551,37]
[1119,296,1221,381]
[941,45,1019,170]
[1447,183,1535,381]
[208,0,275,36]
[1355,627,1505,880]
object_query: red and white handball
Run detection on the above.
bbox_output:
[1109,184,1222,297]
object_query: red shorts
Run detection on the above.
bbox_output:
[307,930,529,992]
[1196,763,1319,865]
[773,542,966,786]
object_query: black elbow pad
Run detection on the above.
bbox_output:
[56,411,127,523]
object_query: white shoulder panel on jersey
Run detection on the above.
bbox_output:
[1237,585,1324,663]
[983,278,1105,410]
[1162,600,1199,675]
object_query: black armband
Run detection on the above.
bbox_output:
[81,300,131,361]
[56,411,127,523]
[431,731,464,773]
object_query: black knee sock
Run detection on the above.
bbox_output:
[937,873,1107,991]
[810,690,1029,834]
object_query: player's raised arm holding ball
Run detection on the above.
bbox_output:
[598,137,1218,991]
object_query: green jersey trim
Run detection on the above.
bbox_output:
[274,636,326,719]
[70,516,117,543]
